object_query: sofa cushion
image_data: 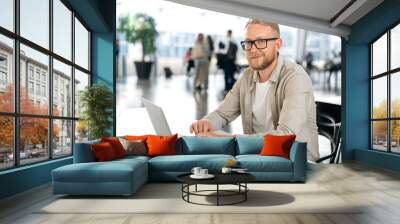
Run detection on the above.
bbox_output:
[52,159,147,183]
[91,142,118,161]
[101,137,127,158]
[118,138,147,156]
[236,155,293,172]
[148,154,235,172]
[178,136,236,155]
[147,134,178,157]
[260,134,296,159]
[235,136,263,155]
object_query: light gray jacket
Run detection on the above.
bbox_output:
[204,56,319,161]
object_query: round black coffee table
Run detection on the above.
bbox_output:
[177,173,255,206]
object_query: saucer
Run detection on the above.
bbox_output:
[190,174,215,179]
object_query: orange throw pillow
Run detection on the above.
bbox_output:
[124,135,151,141]
[259,134,296,159]
[91,142,117,161]
[146,134,178,157]
[101,137,127,158]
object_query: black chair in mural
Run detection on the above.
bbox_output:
[315,101,342,164]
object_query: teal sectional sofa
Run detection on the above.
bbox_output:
[52,136,307,196]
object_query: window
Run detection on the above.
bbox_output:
[0,53,8,89]
[53,0,72,60]
[0,54,7,67]
[0,71,6,85]
[74,69,89,118]
[29,67,34,80]
[370,22,400,153]
[0,34,13,113]
[35,70,40,81]
[28,81,34,94]
[41,85,46,97]
[0,116,13,170]
[35,84,40,95]
[0,0,91,170]
[19,117,49,165]
[53,119,72,158]
[53,59,71,117]
[75,18,89,70]
[74,69,89,142]
[20,0,49,49]
[0,0,14,32]
[391,24,400,70]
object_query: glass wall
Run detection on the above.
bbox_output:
[0,0,91,170]
[370,23,400,154]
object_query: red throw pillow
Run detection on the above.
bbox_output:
[146,134,178,157]
[259,134,296,159]
[101,137,127,158]
[91,142,117,161]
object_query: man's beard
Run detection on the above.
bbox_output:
[249,54,276,71]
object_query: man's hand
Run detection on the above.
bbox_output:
[189,119,214,134]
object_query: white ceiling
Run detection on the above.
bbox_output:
[165,0,384,37]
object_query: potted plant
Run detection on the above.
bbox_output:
[118,13,158,79]
[79,84,113,140]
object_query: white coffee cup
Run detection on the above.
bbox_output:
[191,167,202,176]
[200,169,208,176]
[221,167,232,174]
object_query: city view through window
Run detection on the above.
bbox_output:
[0,0,90,170]
[371,24,400,153]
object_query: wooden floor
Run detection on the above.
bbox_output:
[1,162,400,224]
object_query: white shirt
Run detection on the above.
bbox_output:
[252,79,274,133]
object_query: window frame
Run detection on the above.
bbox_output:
[370,20,400,154]
[0,0,92,171]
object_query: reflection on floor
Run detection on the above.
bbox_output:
[116,71,341,160]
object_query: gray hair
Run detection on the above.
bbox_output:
[245,19,280,37]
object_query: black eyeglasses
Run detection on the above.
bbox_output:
[240,38,278,50]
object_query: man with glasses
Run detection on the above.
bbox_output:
[189,19,319,161]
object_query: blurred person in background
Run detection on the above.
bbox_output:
[192,33,210,91]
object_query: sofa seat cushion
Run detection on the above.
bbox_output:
[236,155,293,172]
[149,154,235,172]
[52,159,147,183]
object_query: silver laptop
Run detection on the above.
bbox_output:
[141,98,172,135]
